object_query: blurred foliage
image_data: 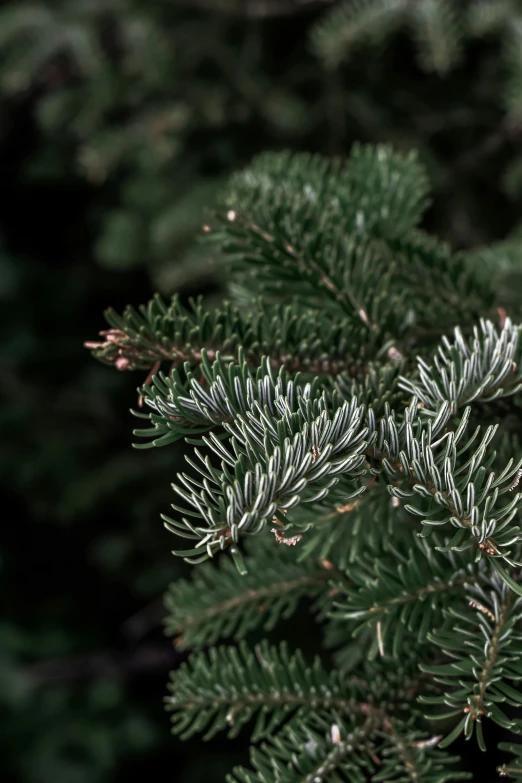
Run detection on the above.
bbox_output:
[3,0,522,286]
[3,0,522,781]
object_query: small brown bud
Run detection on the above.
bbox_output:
[115,356,131,370]
[100,329,126,342]
[387,345,403,360]
[331,724,341,745]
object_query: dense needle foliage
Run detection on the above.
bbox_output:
[89,143,522,780]
[8,1,522,781]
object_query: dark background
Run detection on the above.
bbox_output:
[1,2,522,781]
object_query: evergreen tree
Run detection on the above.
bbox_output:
[88,143,522,780]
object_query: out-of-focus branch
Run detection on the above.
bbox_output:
[440,119,522,190]
[26,643,179,688]
[120,598,166,642]
[171,0,333,18]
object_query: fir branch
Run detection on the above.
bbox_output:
[384,229,493,330]
[134,353,296,447]
[379,405,522,570]
[163,388,369,567]
[290,482,411,570]
[331,537,480,658]
[86,294,372,379]
[262,219,375,331]
[166,641,383,741]
[227,712,378,782]
[498,741,522,779]
[377,719,470,783]
[228,710,467,783]
[420,575,522,749]
[164,538,336,649]
[217,144,432,341]
[84,293,238,372]
[311,0,462,77]
[411,0,463,76]
[467,1,516,38]
[158,360,522,575]
[400,318,522,414]
[220,207,387,332]
[334,361,405,415]
[88,140,522,775]
[311,0,409,69]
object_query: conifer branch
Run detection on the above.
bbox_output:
[378,405,522,569]
[228,712,379,782]
[400,318,522,414]
[420,575,522,749]
[89,142,522,776]
[311,0,409,69]
[162,390,369,565]
[165,539,338,648]
[166,641,385,741]
[85,294,371,380]
[380,719,469,783]
[332,537,480,657]
[233,211,378,331]
[498,742,522,779]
